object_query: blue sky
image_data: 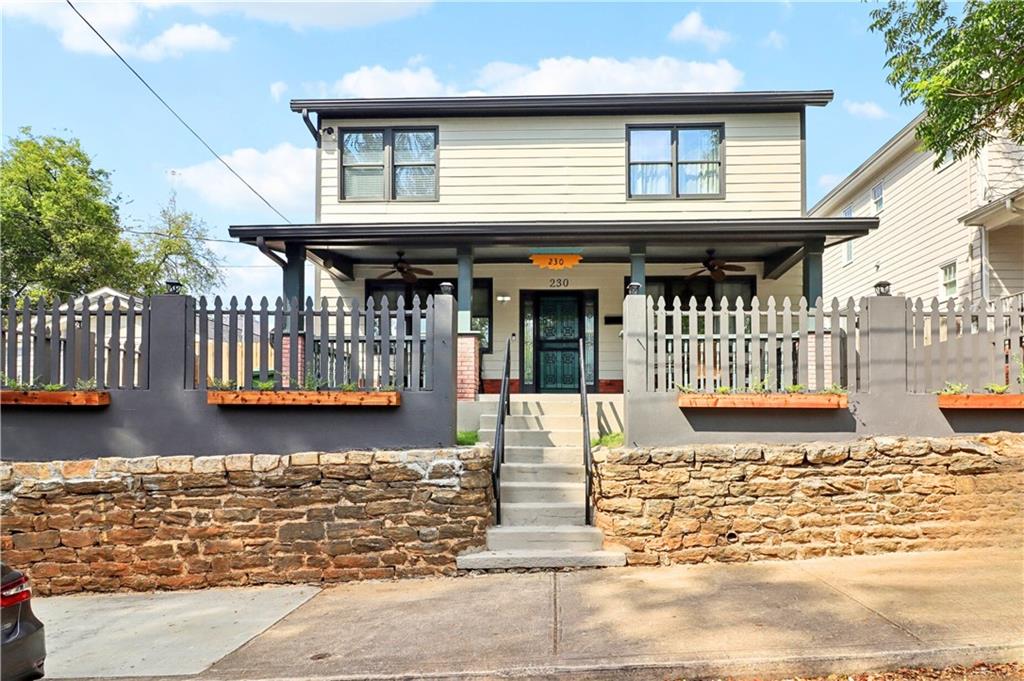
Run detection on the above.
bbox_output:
[3,1,918,300]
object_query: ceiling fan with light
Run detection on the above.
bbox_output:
[376,251,434,284]
[687,249,747,282]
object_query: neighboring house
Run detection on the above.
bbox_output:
[811,113,1024,304]
[229,90,875,396]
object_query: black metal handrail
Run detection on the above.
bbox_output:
[578,337,594,525]
[492,336,512,525]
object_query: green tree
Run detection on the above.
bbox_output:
[135,194,224,296]
[1,129,224,301]
[1,127,144,301]
[870,0,1024,164]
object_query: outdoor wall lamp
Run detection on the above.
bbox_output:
[165,280,183,295]
[496,294,512,304]
[874,280,891,296]
[439,282,454,295]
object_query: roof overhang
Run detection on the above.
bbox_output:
[230,218,876,272]
[291,90,834,119]
[960,187,1024,230]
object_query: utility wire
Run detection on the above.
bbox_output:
[65,0,292,224]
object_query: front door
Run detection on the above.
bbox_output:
[538,295,580,392]
[520,291,598,393]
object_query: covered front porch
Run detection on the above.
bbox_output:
[229,217,876,399]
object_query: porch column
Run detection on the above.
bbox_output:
[283,242,306,305]
[630,244,646,295]
[802,238,824,303]
[457,246,473,332]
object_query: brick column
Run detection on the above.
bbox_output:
[457,332,480,402]
[280,335,305,388]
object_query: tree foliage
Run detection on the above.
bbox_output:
[1,128,223,302]
[870,0,1024,164]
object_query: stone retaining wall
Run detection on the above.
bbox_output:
[0,448,492,594]
[593,433,1024,566]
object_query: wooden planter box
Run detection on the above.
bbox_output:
[677,393,848,409]
[1,390,111,407]
[937,393,1024,410]
[207,390,401,407]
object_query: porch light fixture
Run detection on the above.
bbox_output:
[165,280,183,295]
[496,294,512,304]
[439,281,454,295]
[874,280,891,296]
[627,282,642,295]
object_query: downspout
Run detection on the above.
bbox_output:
[300,108,321,144]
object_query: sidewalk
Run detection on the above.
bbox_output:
[39,548,1023,680]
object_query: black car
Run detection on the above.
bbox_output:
[1,564,45,681]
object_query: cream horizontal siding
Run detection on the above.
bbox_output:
[318,113,803,222]
[821,149,977,302]
[988,225,1024,298]
[317,262,802,383]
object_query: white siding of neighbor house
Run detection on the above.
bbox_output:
[987,225,1024,298]
[982,136,1024,201]
[318,263,803,382]
[821,148,980,301]
[317,113,803,222]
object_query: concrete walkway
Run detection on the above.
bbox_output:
[41,548,1023,680]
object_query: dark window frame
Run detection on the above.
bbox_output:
[625,123,726,201]
[365,276,492,353]
[623,274,757,308]
[339,126,439,202]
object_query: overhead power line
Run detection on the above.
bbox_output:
[65,0,292,224]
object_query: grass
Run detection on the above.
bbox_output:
[457,430,479,446]
[591,431,624,448]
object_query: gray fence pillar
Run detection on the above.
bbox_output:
[432,293,458,444]
[865,295,908,395]
[622,293,648,444]
[146,294,192,392]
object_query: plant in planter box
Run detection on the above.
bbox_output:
[984,383,1010,394]
[338,382,360,392]
[715,385,732,395]
[785,384,806,394]
[74,377,98,391]
[207,377,238,391]
[823,384,847,395]
[676,384,697,393]
[252,379,276,391]
[937,381,968,395]
[41,383,65,392]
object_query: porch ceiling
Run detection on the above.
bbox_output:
[230,217,877,265]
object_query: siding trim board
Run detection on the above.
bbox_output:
[291,90,834,119]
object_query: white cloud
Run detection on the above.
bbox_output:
[818,174,842,190]
[134,23,233,61]
[313,55,744,99]
[843,99,889,120]
[762,30,787,49]
[270,81,289,102]
[668,11,731,52]
[169,143,314,216]
[3,2,232,61]
[187,1,431,30]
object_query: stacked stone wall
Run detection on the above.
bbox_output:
[1,448,492,594]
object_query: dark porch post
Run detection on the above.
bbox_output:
[630,244,646,295]
[802,238,824,303]
[283,242,306,305]
[457,246,473,332]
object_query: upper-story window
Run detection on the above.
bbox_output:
[841,206,855,265]
[627,125,724,199]
[341,128,437,201]
[871,182,884,214]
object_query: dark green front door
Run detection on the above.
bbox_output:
[537,295,580,392]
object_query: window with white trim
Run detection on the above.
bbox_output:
[841,206,854,265]
[940,261,957,299]
[871,182,884,214]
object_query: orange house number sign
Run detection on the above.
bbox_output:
[529,254,583,270]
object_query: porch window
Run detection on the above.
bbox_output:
[340,128,437,201]
[366,277,492,352]
[627,125,723,198]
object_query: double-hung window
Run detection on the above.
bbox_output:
[841,206,855,265]
[341,128,437,201]
[627,125,723,198]
[940,261,957,299]
[871,182,884,214]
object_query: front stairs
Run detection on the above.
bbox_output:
[456,396,627,569]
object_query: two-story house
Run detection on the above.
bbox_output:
[812,112,1024,304]
[230,91,876,399]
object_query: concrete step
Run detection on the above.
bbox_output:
[479,414,583,431]
[501,481,585,504]
[456,548,626,570]
[504,446,583,465]
[480,429,583,447]
[485,525,605,552]
[501,502,585,526]
[501,463,584,484]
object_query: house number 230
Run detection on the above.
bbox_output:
[549,278,570,288]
